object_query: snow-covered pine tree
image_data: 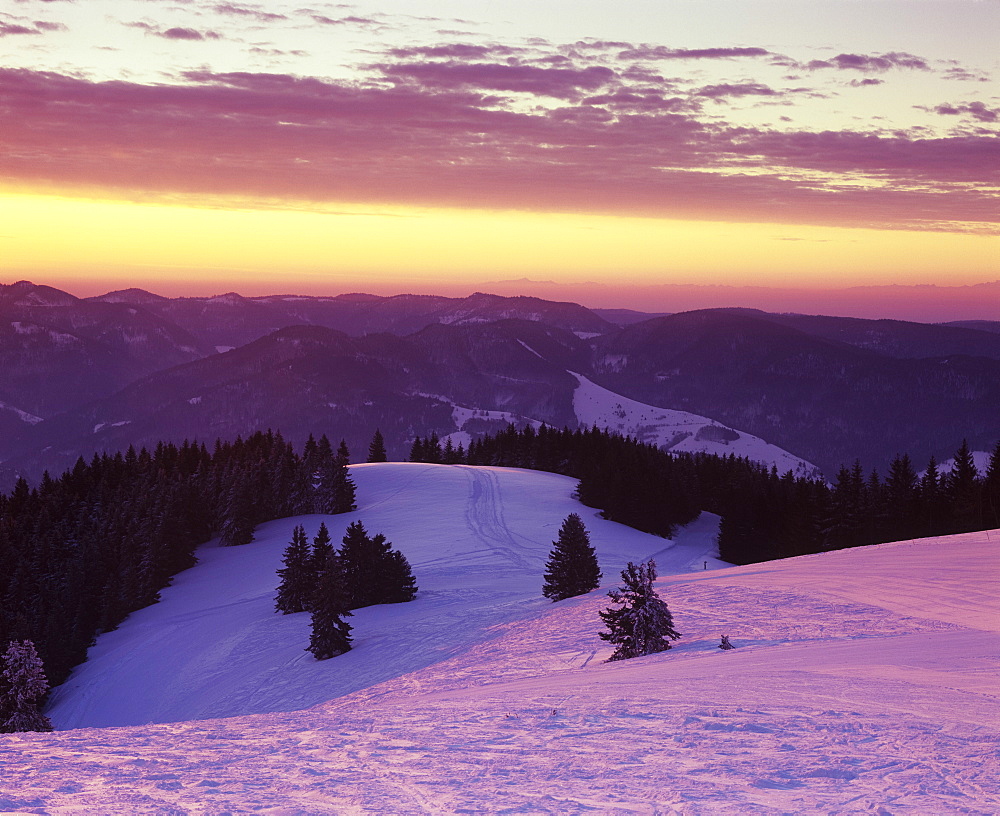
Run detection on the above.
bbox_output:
[307,549,353,660]
[598,560,680,662]
[0,640,53,733]
[542,513,601,601]
[274,525,313,614]
[367,429,388,463]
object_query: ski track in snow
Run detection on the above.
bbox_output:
[5,464,1000,814]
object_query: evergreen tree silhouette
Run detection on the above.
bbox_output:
[275,525,313,614]
[946,439,981,533]
[367,429,388,463]
[542,513,601,601]
[307,551,352,660]
[339,521,417,609]
[984,441,1000,529]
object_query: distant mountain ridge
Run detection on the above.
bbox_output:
[4,280,1000,483]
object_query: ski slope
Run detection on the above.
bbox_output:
[4,463,999,814]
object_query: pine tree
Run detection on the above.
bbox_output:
[367,429,388,463]
[542,513,601,601]
[333,440,357,514]
[309,522,334,593]
[885,453,919,542]
[339,520,377,608]
[984,441,1000,529]
[599,560,680,661]
[338,521,417,608]
[378,543,419,604]
[945,439,981,533]
[0,640,52,733]
[409,436,424,462]
[220,480,256,546]
[307,551,353,660]
[275,525,313,614]
[919,456,947,536]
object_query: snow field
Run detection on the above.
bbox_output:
[3,464,998,814]
[46,464,714,729]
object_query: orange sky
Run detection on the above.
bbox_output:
[0,1,997,312]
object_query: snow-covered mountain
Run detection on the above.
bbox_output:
[571,373,821,479]
[9,463,998,814]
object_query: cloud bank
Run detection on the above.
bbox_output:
[0,37,996,233]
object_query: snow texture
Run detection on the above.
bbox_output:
[5,463,997,814]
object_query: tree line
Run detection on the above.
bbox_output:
[0,430,357,690]
[409,425,1000,563]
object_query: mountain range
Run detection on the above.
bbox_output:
[4,279,1000,483]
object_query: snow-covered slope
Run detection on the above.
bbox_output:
[572,373,822,479]
[6,464,999,814]
[47,464,722,729]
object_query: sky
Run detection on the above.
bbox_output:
[1,0,998,312]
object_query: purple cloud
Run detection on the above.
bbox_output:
[0,59,995,234]
[213,3,287,22]
[0,15,64,36]
[931,101,999,123]
[309,14,377,27]
[850,78,884,88]
[942,66,990,83]
[388,43,521,60]
[377,62,615,99]
[617,45,772,61]
[807,52,929,72]
[160,27,221,40]
[695,82,780,99]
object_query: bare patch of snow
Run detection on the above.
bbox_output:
[0,401,43,424]
[93,420,131,434]
[516,339,544,359]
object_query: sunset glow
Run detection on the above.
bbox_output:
[1,0,997,312]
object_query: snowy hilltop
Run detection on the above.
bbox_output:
[4,463,1000,813]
